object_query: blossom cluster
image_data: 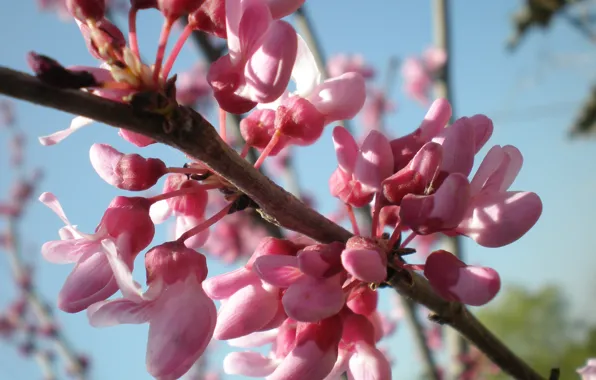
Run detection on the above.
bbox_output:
[28,0,544,379]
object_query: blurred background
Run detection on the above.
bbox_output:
[1,0,596,379]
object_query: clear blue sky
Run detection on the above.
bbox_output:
[1,1,596,379]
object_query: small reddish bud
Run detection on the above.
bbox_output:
[188,0,226,38]
[66,0,105,21]
[145,241,208,284]
[27,52,98,89]
[90,144,167,191]
[276,97,325,146]
[157,0,206,20]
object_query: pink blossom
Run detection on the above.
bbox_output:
[577,359,596,380]
[39,192,155,312]
[150,174,210,249]
[207,0,299,113]
[327,54,375,79]
[424,250,501,306]
[204,238,302,339]
[329,126,393,207]
[401,46,446,105]
[360,88,396,133]
[88,240,216,380]
[89,144,167,191]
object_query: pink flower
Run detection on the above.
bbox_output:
[401,46,446,105]
[204,237,302,339]
[39,192,155,312]
[578,359,596,380]
[453,145,543,247]
[327,54,375,79]
[423,250,501,306]
[207,0,299,113]
[88,240,216,380]
[89,143,167,191]
[329,126,393,207]
[150,174,210,249]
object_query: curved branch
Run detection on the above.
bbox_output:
[0,66,546,380]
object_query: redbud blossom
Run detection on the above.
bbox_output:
[329,126,393,207]
[88,241,216,380]
[402,46,446,105]
[424,250,501,306]
[40,193,154,312]
[89,144,167,191]
[66,0,105,21]
[157,0,205,20]
[577,359,596,380]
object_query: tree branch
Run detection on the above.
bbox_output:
[0,66,546,380]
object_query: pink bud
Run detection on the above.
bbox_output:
[276,97,325,146]
[246,237,303,269]
[424,250,501,306]
[145,241,208,285]
[101,196,155,254]
[297,242,344,278]
[118,129,156,147]
[162,174,208,217]
[66,0,105,21]
[157,0,206,20]
[189,0,226,38]
[90,144,167,191]
[346,285,378,316]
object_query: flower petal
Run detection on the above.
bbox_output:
[309,72,366,125]
[146,278,217,380]
[292,33,321,97]
[341,249,386,283]
[38,116,93,146]
[332,126,358,174]
[87,298,154,327]
[282,276,345,322]
[253,255,302,288]
[224,351,278,377]
[41,238,101,264]
[354,130,393,192]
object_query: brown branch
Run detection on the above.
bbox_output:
[0,66,547,380]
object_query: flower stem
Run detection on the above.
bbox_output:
[219,108,227,143]
[177,203,233,243]
[161,23,194,81]
[388,223,402,248]
[153,19,174,85]
[370,193,382,238]
[254,130,282,169]
[148,185,216,204]
[128,7,140,60]
[345,203,360,236]
[400,231,417,249]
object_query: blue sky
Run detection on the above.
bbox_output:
[1,1,596,379]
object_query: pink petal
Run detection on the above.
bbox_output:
[39,192,72,227]
[424,250,500,306]
[341,249,386,283]
[118,129,155,147]
[432,117,476,176]
[213,282,279,340]
[309,72,366,125]
[58,250,118,313]
[253,255,303,288]
[41,238,101,264]
[457,191,542,248]
[146,278,216,380]
[400,173,470,234]
[266,0,304,19]
[282,276,345,322]
[101,239,150,302]
[469,114,494,153]
[449,265,501,306]
[225,0,255,64]
[332,126,359,174]
[354,130,393,192]
[38,116,93,146]
[227,329,279,347]
[203,267,254,299]
[499,145,523,191]
[240,21,297,103]
[224,352,278,377]
[292,33,321,97]
[89,143,123,187]
[149,200,172,224]
[348,343,392,380]
[87,298,154,327]
[469,145,505,196]
[237,0,272,56]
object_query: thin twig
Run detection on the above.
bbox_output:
[6,218,86,379]
[0,66,547,380]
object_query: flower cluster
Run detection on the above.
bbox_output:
[30,0,544,379]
